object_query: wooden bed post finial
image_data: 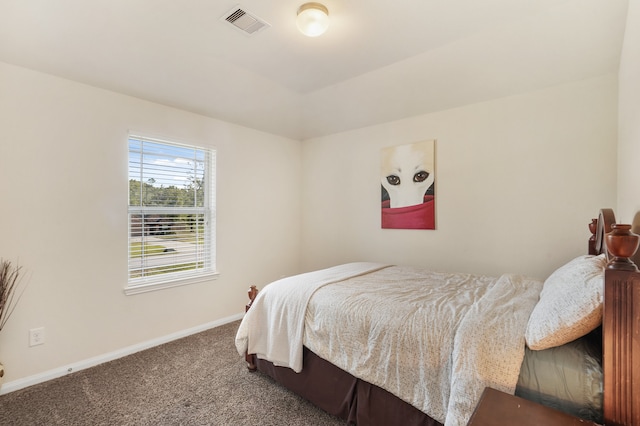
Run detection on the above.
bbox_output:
[246,285,258,312]
[588,218,598,255]
[605,224,640,272]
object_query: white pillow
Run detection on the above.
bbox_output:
[525,254,606,350]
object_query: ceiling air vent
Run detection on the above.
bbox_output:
[222,5,270,35]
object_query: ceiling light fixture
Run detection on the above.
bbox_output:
[296,3,329,37]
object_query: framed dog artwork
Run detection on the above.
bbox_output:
[381,139,436,230]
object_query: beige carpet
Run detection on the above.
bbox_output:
[0,321,345,425]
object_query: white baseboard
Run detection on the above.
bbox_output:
[0,313,243,395]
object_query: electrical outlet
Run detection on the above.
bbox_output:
[29,327,45,347]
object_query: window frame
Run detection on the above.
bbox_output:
[125,134,217,295]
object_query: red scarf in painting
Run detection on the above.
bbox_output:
[381,196,435,229]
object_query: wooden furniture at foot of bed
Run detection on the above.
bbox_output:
[245,285,258,372]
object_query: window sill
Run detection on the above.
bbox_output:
[124,271,219,295]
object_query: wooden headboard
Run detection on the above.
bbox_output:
[589,208,640,426]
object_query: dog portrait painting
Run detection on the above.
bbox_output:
[381,140,436,229]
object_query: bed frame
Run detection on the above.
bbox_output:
[244,208,639,426]
[591,209,640,426]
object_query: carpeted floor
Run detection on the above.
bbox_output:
[0,321,345,425]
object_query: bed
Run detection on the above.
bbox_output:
[235,208,640,426]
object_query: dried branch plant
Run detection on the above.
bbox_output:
[0,259,26,332]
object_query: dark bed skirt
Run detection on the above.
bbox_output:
[254,347,442,426]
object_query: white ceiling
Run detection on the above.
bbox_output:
[0,0,629,140]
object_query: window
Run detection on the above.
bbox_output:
[127,135,216,294]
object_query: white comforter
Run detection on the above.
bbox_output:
[235,263,543,426]
[235,262,390,372]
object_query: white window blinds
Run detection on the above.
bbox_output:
[127,135,216,292]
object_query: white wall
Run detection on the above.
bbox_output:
[618,0,640,225]
[0,62,302,386]
[301,75,618,280]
